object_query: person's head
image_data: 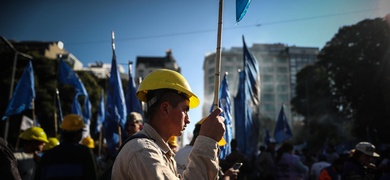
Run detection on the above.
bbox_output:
[43,137,60,151]
[81,136,95,150]
[193,117,226,147]
[125,112,143,136]
[354,141,380,164]
[60,114,85,142]
[168,136,178,153]
[136,69,200,139]
[19,126,49,153]
[267,138,277,150]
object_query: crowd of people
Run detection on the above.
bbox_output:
[1,68,390,180]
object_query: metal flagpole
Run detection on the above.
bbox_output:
[213,0,224,110]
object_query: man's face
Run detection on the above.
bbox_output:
[167,99,190,136]
[126,121,142,136]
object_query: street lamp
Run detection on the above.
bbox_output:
[1,36,33,140]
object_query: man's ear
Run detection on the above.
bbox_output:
[160,101,170,114]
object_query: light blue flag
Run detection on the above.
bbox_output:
[104,33,127,156]
[236,0,252,23]
[274,104,293,143]
[125,66,142,115]
[96,90,105,134]
[234,36,261,158]
[2,61,35,120]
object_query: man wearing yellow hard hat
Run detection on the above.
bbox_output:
[14,126,49,180]
[35,114,98,179]
[112,69,226,179]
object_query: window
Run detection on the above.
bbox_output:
[278,94,289,102]
[263,85,274,92]
[277,85,287,92]
[277,67,287,73]
[263,75,274,82]
[277,75,288,83]
[263,94,275,102]
[261,67,274,73]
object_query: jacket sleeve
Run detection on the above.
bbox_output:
[182,135,220,180]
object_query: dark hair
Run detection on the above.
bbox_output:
[145,89,189,121]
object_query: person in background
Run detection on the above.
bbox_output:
[175,116,239,180]
[111,69,226,179]
[1,137,22,180]
[35,114,98,180]
[318,157,345,180]
[42,137,60,153]
[274,142,309,180]
[82,136,95,150]
[168,136,179,153]
[342,142,380,180]
[310,154,330,180]
[123,111,143,140]
[254,138,277,180]
[14,126,49,180]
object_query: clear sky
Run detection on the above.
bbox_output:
[1,0,389,145]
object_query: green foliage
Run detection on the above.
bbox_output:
[292,17,390,147]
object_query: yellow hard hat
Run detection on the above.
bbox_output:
[136,69,200,109]
[61,114,85,131]
[43,137,60,151]
[197,117,227,146]
[81,136,95,149]
[168,136,178,147]
[19,127,49,143]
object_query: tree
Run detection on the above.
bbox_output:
[292,17,390,147]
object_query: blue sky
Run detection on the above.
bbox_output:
[1,0,389,145]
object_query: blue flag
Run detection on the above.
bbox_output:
[104,32,127,156]
[96,90,105,134]
[234,36,261,158]
[264,128,271,146]
[236,0,252,23]
[209,73,233,159]
[58,58,91,125]
[125,65,142,115]
[58,58,88,95]
[2,61,35,120]
[274,104,293,143]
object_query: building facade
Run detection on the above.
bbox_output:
[203,43,319,127]
[134,49,181,86]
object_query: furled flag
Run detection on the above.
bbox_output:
[125,62,142,115]
[274,104,293,143]
[236,0,252,23]
[2,61,35,120]
[96,90,105,134]
[234,36,261,158]
[104,31,127,156]
[264,128,271,146]
[58,58,92,125]
[210,73,232,159]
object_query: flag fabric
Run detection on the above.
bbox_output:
[125,67,142,115]
[96,90,105,134]
[234,36,261,158]
[104,32,127,156]
[58,58,91,125]
[58,58,87,95]
[209,73,232,159]
[236,0,252,23]
[264,128,271,146]
[274,104,293,143]
[20,115,34,130]
[2,61,35,120]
